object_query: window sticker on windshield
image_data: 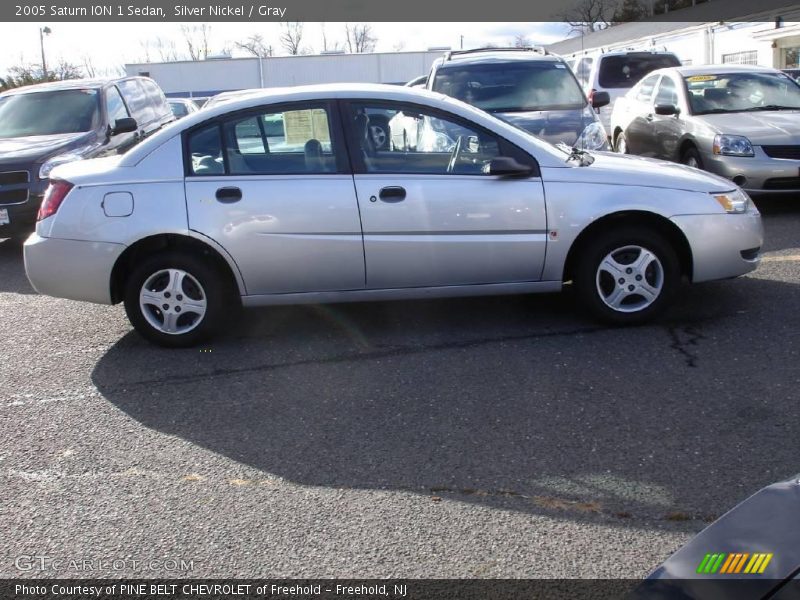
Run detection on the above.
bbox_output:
[686,75,718,82]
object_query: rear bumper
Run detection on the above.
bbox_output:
[24,233,124,304]
[670,210,763,283]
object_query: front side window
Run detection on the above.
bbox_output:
[654,77,678,106]
[431,61,586,112]
[106,86,130,124]
[347,102,531,176]
[0,89,100,138]
[635,74,660,103]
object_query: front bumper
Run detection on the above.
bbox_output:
[670,210,763,283]
[24,232,125,304]
[702,147,800,195]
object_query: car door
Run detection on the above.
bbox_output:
[184,101,365,296]
[624,73,661,156]
[651,75,684,161]
[341,100,547,289]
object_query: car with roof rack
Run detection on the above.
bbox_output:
[393,46,611,152]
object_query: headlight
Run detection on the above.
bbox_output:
[38,145,97,179]
[713,135,754,157]
[712,189,751,214]
[576,121,609,151]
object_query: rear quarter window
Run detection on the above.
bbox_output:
[141,79,170,119]
[598,54,681,89]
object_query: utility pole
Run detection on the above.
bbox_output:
[39,26,51,76]
[460,35,464,49]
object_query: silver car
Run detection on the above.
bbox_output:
[23,84,762,347]
[611,65,800,195]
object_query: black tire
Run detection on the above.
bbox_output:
[614,131,628,154]
[123,251,235,348]
[681,146,703,170]
[573,227,681,325]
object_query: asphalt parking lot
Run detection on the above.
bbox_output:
[1,197,799,580]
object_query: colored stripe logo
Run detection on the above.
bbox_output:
[696,552,773,574]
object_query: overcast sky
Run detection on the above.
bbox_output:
[0,22,574,76]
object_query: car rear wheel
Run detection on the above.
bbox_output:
[574,227,680,325]
[681,146,703,169]
[124,252,232,347]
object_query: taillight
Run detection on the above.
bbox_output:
[37,180,74,221]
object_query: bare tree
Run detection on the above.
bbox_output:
[560,0,618,34]
[512,34,533,48]
[235,33,274,57]
[320,24,343,52]
[181,24,211,60]
[280,22,305,55]
[392,40,407,52]
[1,60,82,91]
[344,23,377,54]
[82,55,96,78]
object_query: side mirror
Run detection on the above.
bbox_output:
[654,104,680,116]
[110,117,138,136]
[489,156,533,177]
[591,91,611,109]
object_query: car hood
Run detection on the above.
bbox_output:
[632,475,800,600]
[0,132,93,163]
[698,110,800,144]
[554,151,737,193]
[492,107,594,146]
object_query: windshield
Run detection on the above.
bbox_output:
[684,71,800,115]
[432,61,587,112]
[598,54,681,89]
[170,101,189,117]
[0,89,100,138]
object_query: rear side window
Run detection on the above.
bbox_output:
[141,79,169,118]
[188,124,224,175]
[222,105,337,175]
[117,79,155,125]
[598,54,681,89]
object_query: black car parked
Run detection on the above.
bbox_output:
[0,76,173,238]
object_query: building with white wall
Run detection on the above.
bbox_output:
[125,50,444,98]
[547,6,800,71]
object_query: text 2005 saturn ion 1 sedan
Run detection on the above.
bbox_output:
[24,84,763,347]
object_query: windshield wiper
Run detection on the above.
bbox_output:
[741,104,800,111]
[557,142,595,166]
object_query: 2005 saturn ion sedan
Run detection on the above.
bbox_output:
[24,84,763,347]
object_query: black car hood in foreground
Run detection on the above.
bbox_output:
[0,132,93,163]
[633,475,800,600]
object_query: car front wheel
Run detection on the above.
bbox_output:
[123,252,231,347]
[574,227,680,325]
[614,131,628,154]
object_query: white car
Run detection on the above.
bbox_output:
[24,84,763,347]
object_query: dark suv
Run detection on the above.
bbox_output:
[0,76,173,238]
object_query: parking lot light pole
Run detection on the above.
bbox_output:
[39,26,51,76]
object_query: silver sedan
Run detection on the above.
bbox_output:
[24,84,763,347]
[611,65,800,195]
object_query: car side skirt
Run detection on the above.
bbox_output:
[241,281,563,307]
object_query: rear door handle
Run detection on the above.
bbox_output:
[378,186,406,202]
[215,186,242,203]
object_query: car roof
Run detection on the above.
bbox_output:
[0,76,151,97]
[436,49,561,68]
[655,64,782,77]
[597,50,678,58]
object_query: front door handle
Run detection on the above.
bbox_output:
[216,186,242,203]
[379,186,406,202]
